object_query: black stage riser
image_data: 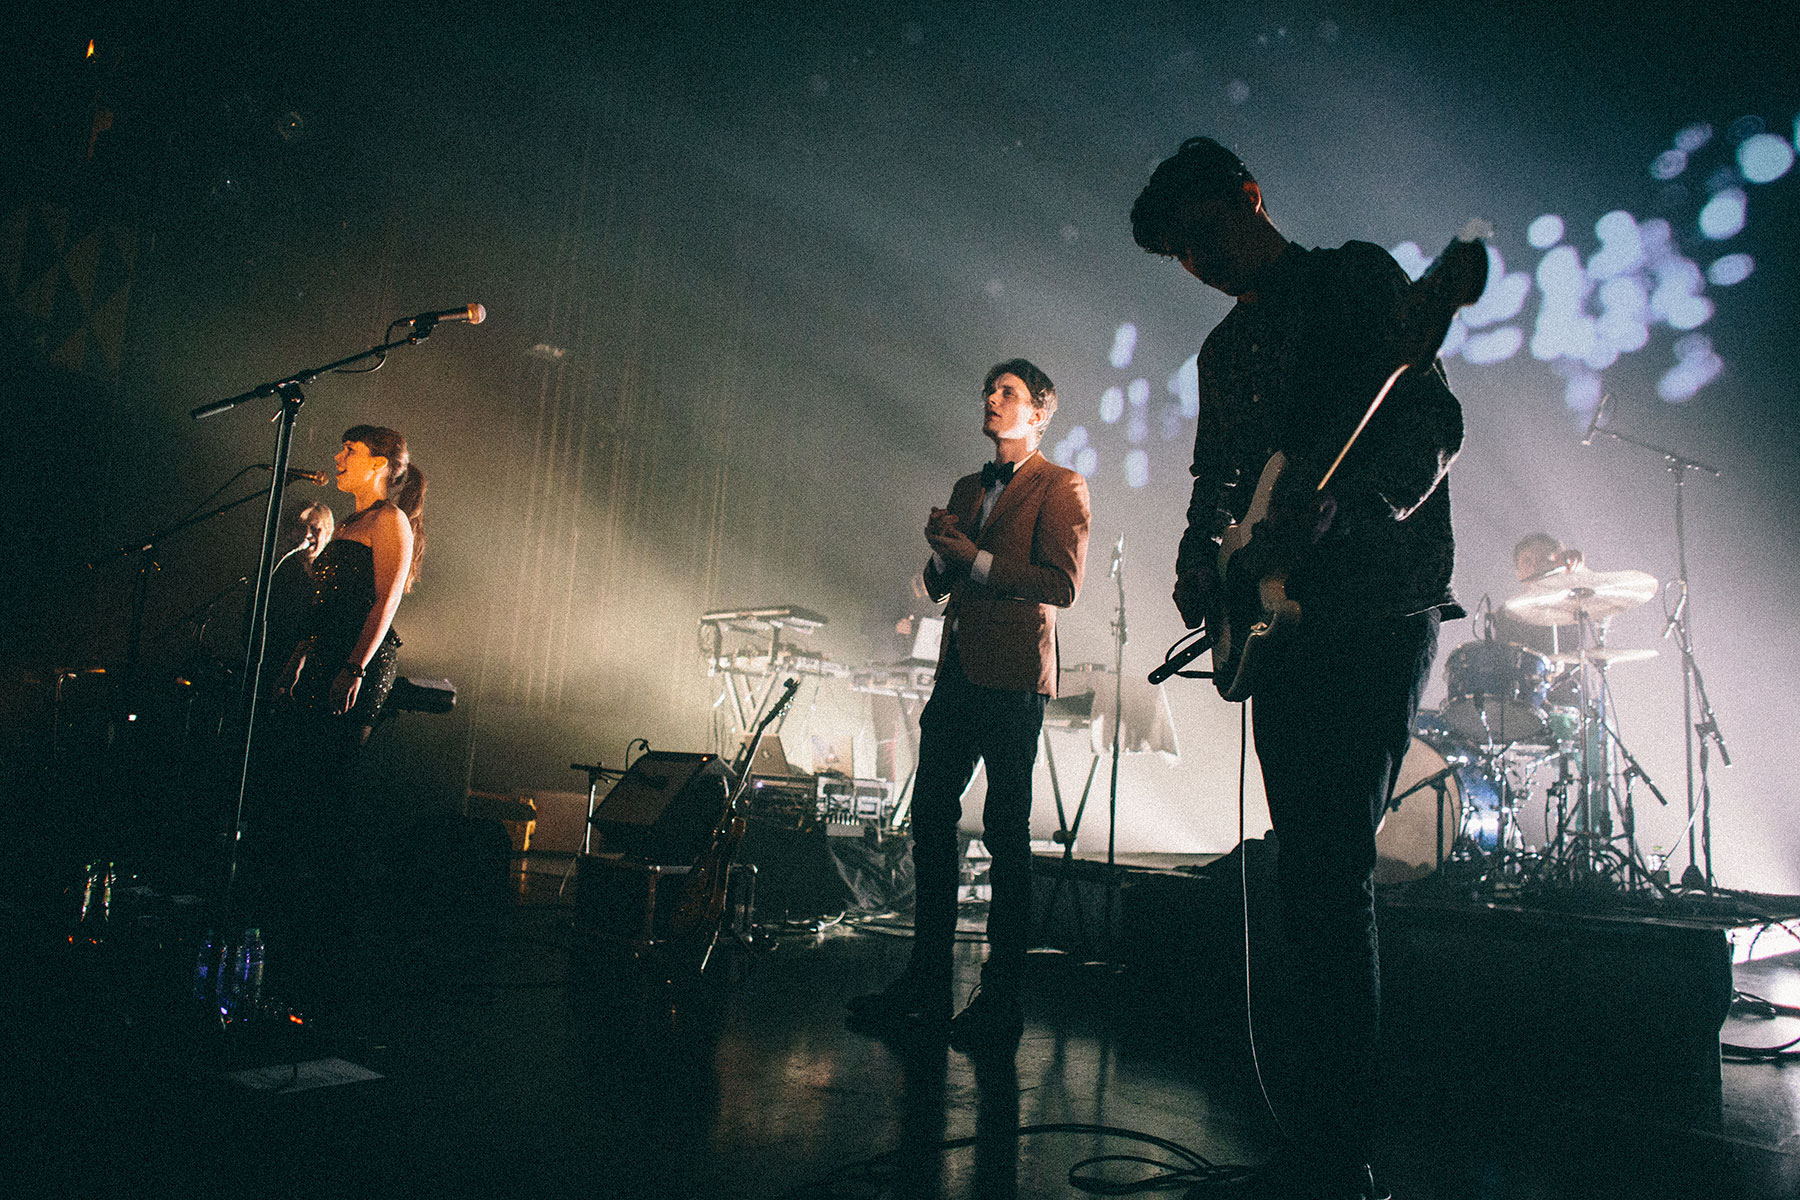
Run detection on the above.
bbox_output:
[1030,846,1731,1117]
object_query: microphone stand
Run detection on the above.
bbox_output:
[193,321,457,918]
[1588,420,1728,890]
[1105,537,1127,954]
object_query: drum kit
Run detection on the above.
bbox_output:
[1377,564,1668,890]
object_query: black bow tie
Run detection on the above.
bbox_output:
[980,460,1017,488]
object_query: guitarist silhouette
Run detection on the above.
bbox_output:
[1132,137,1473,1200]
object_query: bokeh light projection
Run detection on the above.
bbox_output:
[1061,109,1799,488]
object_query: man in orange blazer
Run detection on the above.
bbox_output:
[848,358,1091,1053]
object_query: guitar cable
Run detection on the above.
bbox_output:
[1237,700,1297,1151]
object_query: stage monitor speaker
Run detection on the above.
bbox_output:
[590,751,731,864]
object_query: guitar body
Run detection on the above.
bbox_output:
[1202,231,1490,702]
[665,677,799,977]
[1210,453,1302,701]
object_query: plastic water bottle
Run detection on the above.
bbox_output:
[192,928,223,1006]
[220,928,265,1023]
[240,929,265,1014]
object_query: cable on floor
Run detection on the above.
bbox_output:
[781,1121,1256,1198]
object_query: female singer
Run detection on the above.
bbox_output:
[264,425,425,1015]
[277,425,425,745]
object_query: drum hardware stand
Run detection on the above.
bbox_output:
[1599,721,1675,895]
[1387,765,1458,873]
[1587,415,1727,889]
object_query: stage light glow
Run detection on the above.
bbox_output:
[1649,249,1712,330]
[1530,246,1593,362]
[1125,449,1150,488]
[1736,132,1794,183]
[1595,281,1651,357]
[1650,149,1687,180]
[1226,79,1250,105]
[1707,253,1754,286]
[1099,385,1124,423]
[1526,215,1564,249]
[1459,245,1529,329]
[1126,377,1149,408]
[1389,241,1431,280]
[1657,333,1722,401]
[1109,323,1138,368]
[1169,354,1199,418]
[1128,415,1148,444]
[1587,211,1644,280]
[1674,121,1714,152]
[1463,327,1523,365]
[1052,425,1095,477]
[1698,187,1746,239]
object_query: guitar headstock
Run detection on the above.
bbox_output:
[1436,223,1492,309]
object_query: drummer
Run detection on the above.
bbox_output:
[1492,532,1581,657]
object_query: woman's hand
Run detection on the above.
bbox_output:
[274,647,307,700]
[330,667,363,717]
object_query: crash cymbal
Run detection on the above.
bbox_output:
[1502,567,1658,626]
[1548,647,1660,668]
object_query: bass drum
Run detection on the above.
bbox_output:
[1376,714,1502,884]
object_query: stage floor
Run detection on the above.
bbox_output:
[2,852,1797,1200]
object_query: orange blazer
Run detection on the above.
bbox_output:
[923,452,1091,697]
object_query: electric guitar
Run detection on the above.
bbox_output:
[1177,226,1493,701]
[667,676,800,976]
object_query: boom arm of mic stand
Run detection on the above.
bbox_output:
[189,329,425,421]
[1591,425,1723,477]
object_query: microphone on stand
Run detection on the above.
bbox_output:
[1581,391,1612,446]
[408,303,487,327]
[1110,534,1124,579]
[259,465,331,485]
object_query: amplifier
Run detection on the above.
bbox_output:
[746,774,820,830]
[818,776,896,834]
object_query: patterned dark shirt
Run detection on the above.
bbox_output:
[1176,239,1464,624]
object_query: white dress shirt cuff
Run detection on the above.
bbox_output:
[970,549,993,583]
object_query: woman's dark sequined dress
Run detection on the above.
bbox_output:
[290,535,401,727]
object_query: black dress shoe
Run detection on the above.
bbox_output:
[947,985,1023,1055]
[846,972,952,1034]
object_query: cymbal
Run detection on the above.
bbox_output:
[1502,567,1658,626]
[1548,647,1660,668]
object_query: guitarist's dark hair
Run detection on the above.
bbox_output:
[982,358,1058,423]
[1131,136,1257,260]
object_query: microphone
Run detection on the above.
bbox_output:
[259,464,330,485]
[409,303,487,327]
[1582,392,1612,446]
[1109,534,1124,579]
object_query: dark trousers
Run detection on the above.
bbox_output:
[908,645,1047,994]
[1249,609,1438,1166]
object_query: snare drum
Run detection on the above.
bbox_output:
[1376,713,1503,883]
[1440,640,1553,744]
